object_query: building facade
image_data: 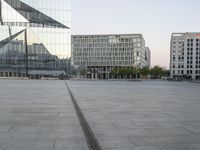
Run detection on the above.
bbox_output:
[72,34,150,79]
[0,0,70,78]
[170,33,200,80]
[145,47,151,67]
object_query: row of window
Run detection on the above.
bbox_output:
[187,43,200,47]
[173,56,200,60]
[74,57,136,61]
[73,36,142,40]
[75,61,135,66]
[187,48,200,51]
[172,43,200,49]
[73,43,142,48]
[188,39,200,42]
[2,22,65,28]
[73,52,140,56]
[172,70,200,75]
[73,39,142,43]
[173,52,200,56]
[172,48,200,54]
[73,48,143,52]
[173,65,200,68]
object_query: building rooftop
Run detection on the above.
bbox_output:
[171,32,200,37]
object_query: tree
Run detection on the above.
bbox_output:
[111,67,137,79]
[111,68,119,78]
[127,66,133,78]
[111,66,150,79]
[122,67,129,78]
[140,66,150,78]
[118,67,125,78]
[131,66,138,79]
[150,66,165,79]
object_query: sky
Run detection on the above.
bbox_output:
[71,0,200,68]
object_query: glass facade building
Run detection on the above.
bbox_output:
[0,0,70,78]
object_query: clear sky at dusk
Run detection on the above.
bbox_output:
[71,0,200,68]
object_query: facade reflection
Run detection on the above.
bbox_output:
[0,0,70,78]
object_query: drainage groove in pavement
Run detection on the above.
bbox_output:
[65,81,103,150]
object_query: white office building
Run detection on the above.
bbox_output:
[170,33,200,80]
[72,34,151,79]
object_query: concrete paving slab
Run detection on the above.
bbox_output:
[1,80,200,150]
[68,80,200,150]
[0,80,88,150]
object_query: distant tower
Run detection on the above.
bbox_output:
[170,33,200,80]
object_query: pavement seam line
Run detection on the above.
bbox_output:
[53,140,56,150]
[6,126,14,133]
[65,81,103,150]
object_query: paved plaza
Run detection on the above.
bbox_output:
[0,80,88,150]
[0,80,200,150]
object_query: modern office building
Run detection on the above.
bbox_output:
[145,47,151,67]
[72,34,150,79]
[0,0,70,78]
[170,32,200,80]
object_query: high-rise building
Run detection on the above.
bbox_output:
[0,0,70,78]
[145,47,151,67]
[170,33,200,80]
[72,34,151,79]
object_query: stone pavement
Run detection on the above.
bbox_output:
[68,80,200,150]
[1,80,200,150]
[0,80,88,150]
